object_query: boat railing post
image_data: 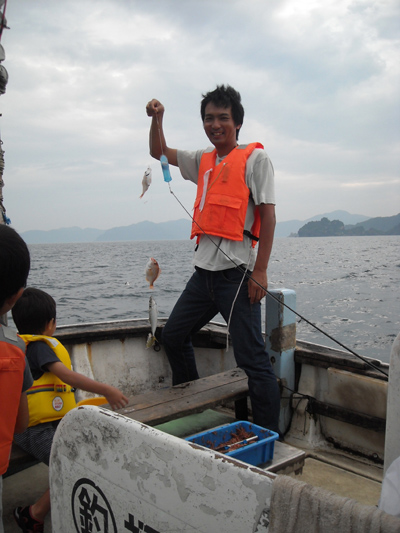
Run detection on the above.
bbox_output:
[265,288,296,436]
[384,331,400,475]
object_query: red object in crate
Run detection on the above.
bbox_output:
[186,421,279,467]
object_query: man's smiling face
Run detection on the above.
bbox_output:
[203,102,241,157]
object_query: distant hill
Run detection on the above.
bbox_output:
[20,226,104,244]
[274,210,369,238]
[345,213,400,234]
[20,220,192,244]
[298,218,345,237]
[298,213,400,237]
[96,219,190,242]
[20,211,398,244]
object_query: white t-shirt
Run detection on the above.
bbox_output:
[177,146,275,271]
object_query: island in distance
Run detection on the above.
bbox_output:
[297,213,400,237]
[19,211,399,244]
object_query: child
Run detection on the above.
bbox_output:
[12,287,129,532]
[0,225,33,533]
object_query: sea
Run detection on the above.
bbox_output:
[9,236,399,364]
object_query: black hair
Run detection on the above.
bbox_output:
[0,225,30,309]
[12,287,56,335]
[200,85,244,140]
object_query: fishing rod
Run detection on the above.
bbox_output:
[153,129,389,378]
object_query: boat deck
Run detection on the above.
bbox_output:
[2,447,383,533]
[2,408,383,532]
[292,457,382,507]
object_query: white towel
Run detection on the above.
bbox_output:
[269,475,400,533]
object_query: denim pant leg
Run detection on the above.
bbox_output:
[215,268,281,433]
[162,268,218,385]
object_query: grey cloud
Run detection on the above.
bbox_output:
[1,0,398,232]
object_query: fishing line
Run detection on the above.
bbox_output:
[166,183,388,376]
[155,113,172,190]
[225,251,250,351]
[153,117,388,377]
[166,184,388,377]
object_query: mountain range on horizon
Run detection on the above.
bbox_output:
[19,210,397,244]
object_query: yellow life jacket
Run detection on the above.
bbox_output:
[0,325,26,475]
[21,334,77,427]
[191,143,263,247]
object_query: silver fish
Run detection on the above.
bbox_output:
[139,166,152,198]
[146,296,158,349]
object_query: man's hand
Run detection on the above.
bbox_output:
[248,268,268,304]
[146,98,178,165]
[248,203,275,304]
[146,99,164,118]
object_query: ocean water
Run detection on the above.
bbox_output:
[11,236,399,364]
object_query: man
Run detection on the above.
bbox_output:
[146,85,280,433]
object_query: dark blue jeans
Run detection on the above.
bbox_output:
[162,267,280,433]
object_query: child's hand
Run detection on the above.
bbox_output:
[104,386,129,410]
[49,362,130,410]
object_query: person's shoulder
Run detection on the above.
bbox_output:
[245,144,274,186]
[239,143,268,158]
[0,324,26,353]
[177,148,207,162]
[245,145,271,166]
[0,323,19,342]
[27,339,54,356]
[252,144,269,157]
[26,338,61,374]
[177,149,208,178]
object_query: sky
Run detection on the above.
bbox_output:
[0,0,399,233]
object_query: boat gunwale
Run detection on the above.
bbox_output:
[54,319,389,381]
[296,339,389,381]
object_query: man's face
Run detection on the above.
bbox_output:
[203,102,241,155]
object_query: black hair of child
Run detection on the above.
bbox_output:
[0,224,30,309]
[12,287,56,335]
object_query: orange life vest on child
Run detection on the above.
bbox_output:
[0,325,26,475]
[191,143,263,247]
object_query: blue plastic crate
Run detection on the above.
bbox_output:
[186,421,279,466]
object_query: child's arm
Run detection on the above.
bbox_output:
[47,361,129,410]
[14,392,30,434]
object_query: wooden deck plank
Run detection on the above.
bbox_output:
[7,369,249,476]
[116,368,249,426]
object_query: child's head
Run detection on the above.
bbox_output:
[0,225,31,314]
[12,287,56,335]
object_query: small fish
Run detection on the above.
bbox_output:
[139,166,152,198]
[146,296,158,349]
[145,257,161,289]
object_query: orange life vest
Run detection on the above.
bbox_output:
[0,325,26,475]
[191,143,263,247]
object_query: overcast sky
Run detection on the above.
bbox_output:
[0,0,399,233]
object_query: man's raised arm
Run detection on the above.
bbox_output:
[146,98,178,166]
